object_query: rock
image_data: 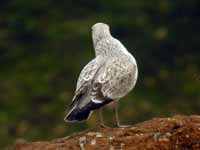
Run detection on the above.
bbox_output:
[15,115,200,150]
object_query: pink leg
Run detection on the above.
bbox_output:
[113,100,131,128]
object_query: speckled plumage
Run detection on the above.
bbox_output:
[64,23,138,122]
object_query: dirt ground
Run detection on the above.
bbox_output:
[15,115,200,150]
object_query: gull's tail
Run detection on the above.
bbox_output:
[64,95,112,122]
[64,102,92,122]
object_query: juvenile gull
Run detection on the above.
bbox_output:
[64,23,138,127]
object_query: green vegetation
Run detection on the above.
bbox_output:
[0,0,200,148]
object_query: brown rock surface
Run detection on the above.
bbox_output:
[15,115,200,150]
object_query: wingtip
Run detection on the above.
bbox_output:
[64,118,85,123]
[63,117,79,123]
[63,115,89,123]
[63,109,93,123]
[63,116,71,123]
[63,113,78,123]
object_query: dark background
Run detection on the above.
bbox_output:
[0,0,200,149]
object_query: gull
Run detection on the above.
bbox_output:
[64,22,138,127]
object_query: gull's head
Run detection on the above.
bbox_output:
[91,22,111,47]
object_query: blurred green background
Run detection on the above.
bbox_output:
[0,0,200,149]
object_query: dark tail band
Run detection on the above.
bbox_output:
[64,105,92,122]
[64,98,113,122]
